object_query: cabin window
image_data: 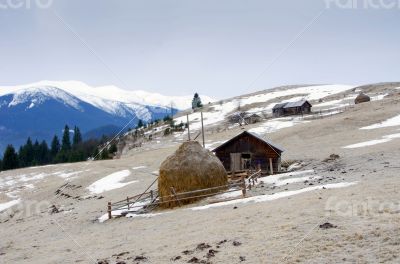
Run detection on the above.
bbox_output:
[241,153,251,159]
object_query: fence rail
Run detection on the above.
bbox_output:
[106,170,262,220]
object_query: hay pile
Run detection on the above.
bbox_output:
[355,93,371,104]
[158,141,228,208]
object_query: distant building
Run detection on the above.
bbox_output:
[243,113,262,124]
[213,131,284,174]
[272,100,312,117]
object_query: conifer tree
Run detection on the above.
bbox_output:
[73,126,82,147]
[191,93,203,109]
[19,137,34,167]
[61,125,71,152]
[38,140,50,165]
[2,145,19,171]
[136,119,144,129]
[100,148,110,160]
[32,140,40,165]
[109,142,117,154]
[50,135,60,159]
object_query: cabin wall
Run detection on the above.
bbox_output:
[214,134,281,173]
[280,105,312,116]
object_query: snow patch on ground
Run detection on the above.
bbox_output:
[360,114,400,130]
[98,199,157,222]
[343,133,400,149]
[249,118,309,135]
[0,199,20,212]
[87,170,137,194]
[214,190,243,199]
[132,166,147,170]
[125,212,165,219]
[53,170,87,179]
[191,182,358,211]
[371,93,388,101]
[0,170,88,200]
[257,170,315,185]
[241,85,354,106]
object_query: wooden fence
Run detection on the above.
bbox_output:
[107,170,262,220]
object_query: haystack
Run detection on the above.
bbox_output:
[158,141,228,208]
[355,93,370,104]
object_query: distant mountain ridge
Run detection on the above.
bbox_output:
[0,81,213,155]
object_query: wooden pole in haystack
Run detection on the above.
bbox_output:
[107,202,112,220]
[201,111,205,148]
[187,114,191,141]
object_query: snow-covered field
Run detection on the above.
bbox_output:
[0,169,88,200]
[174,85,355,134]
[1,83,400,263]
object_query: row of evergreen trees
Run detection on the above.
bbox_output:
[0,125,116,171]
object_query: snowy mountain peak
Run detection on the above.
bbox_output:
[0,80,215,110]
[6,86,82,110]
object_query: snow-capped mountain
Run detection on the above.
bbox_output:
[0,81,215,112]
[0,81,213,155]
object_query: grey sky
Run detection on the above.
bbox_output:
[1,0,399,98]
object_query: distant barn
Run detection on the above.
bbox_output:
[212,131,284,175]
[272,100,312,117]
[243,113,262,124]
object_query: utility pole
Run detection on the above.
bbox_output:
[187,114,191,141]
[201,111,205,148]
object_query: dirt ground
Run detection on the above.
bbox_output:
[1,87,400,263]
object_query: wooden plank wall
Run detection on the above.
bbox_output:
[215,134,281,172]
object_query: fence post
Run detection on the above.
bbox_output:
[150,190,154,201]
[269,158,274,175]
[108,202,112,220]
[127,197,130,210]
[241,174,246,198]
[170,187,182,207]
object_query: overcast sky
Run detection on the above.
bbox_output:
[1,0,399,98]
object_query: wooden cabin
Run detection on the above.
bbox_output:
[272,100,312,117]
[243,113,262,124]
[212,131,284,175]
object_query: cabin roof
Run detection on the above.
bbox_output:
[212,131,285,153]
[272,100,312,110]
[272,103,287,110]
[284,99,312,108]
